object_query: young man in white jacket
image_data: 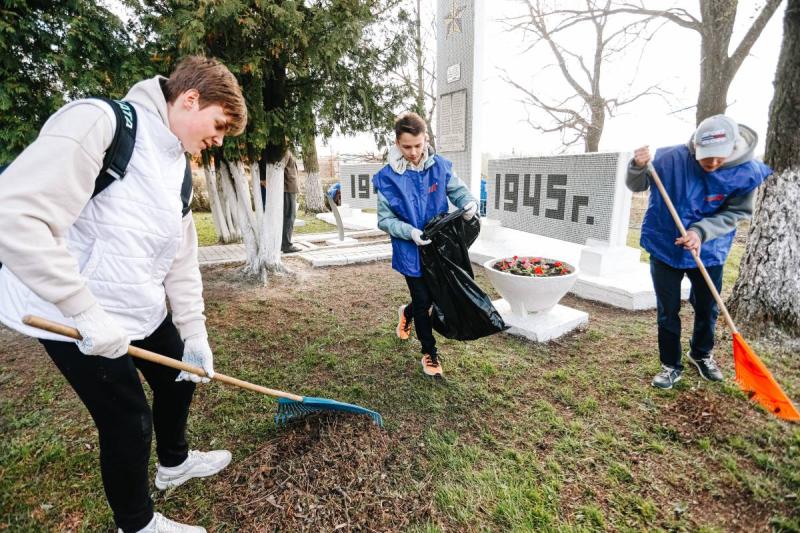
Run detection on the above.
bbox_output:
[0,57,247,532]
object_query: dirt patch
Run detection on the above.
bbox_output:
[215,414,431,532]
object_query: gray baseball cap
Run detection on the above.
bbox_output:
[693,114,739,160]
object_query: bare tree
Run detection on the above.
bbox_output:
[502,0,667,152]
[603,0,783,124]
[729,0,800,335]
[393,0,438,147]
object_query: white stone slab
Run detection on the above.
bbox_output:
[316,209,379,230]
[293,219,306,227]
[493,300,588,342]
[297,243,392,268]
[325,236,359,246]
[471,221,690,310]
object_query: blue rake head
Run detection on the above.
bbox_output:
[275,397,384,427]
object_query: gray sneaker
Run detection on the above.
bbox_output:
[686,352,724,382]
[652,366,682,389]
[155,449,231,490]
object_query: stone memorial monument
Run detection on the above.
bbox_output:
[316,163,384,233]
[436,0,483,201]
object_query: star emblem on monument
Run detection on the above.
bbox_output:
[444,0,465,38]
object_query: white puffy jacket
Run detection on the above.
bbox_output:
[0,77,206,342]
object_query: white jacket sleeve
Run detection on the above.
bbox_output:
[163,214,207,340]
[0,103,114,316]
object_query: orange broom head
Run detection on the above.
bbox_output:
[733,333,800,422]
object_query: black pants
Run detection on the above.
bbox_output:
[39,315,195,532]
[404,275,437,356]
[650,257,724,370]
[282,191,297,251]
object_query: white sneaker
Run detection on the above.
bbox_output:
[119,512,206,533]
[155,449,232,490]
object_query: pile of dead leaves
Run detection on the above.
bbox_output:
[216,414,432,531]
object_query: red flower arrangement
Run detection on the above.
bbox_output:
[492,256,573,277]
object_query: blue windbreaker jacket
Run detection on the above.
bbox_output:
[641,145,771,268]
[373,149,475,277]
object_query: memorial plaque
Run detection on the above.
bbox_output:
[438,90,467,152]
[487,152,632,246]
[339,163,385,210]
[446,63,461,83]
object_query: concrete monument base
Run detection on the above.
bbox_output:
[493,300,588,342]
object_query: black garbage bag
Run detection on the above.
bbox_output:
[419,209,508,340]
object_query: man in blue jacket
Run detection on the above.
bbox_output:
[373,113,477,378]
[628,115,771,389]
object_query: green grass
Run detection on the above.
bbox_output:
[193,211,219,246]
[4,236,796,530]
[192,210,335,247]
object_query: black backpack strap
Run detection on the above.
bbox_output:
[181,154,193,217]
[91,97,137,198]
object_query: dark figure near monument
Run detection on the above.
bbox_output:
[282,150,301,253]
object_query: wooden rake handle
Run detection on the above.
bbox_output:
[23,315,303,402]
[645,162,739,335]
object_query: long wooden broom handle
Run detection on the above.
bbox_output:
[23,315,304,402]
[646,162,739,335]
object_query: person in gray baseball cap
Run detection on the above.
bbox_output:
[626,114,772,390]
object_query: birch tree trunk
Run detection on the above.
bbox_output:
[202,151,231,243]
[301,133,325,213]
[729,0,800,335]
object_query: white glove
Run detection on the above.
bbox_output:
[72,303,130,358]
[177,334,215,384]
[463,201,478,220]
[410,228,432,246]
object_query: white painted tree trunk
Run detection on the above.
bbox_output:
[302,136,325,213]
[218,163,243,243]
[202,160,232,243]
[250,161,263,230]
[225,160,261,277]
[259,159,287,275]
[305,169,325,212]
[729,168,800,334]
[211,156,287,283]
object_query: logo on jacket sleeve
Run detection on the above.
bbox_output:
[428,182,438,193]
[705,193,726,202]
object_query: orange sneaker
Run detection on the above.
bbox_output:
[421,353,443,377]
[396,305,412,340]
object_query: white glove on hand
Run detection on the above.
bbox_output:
[72,303,130,358]
[177,334,215,384]
[463,201,479,220]
[410,228,432,246]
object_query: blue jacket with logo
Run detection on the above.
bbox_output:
[640,144,771,269]
[373,146,475,277]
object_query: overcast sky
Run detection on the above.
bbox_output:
[320,0,785,159]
